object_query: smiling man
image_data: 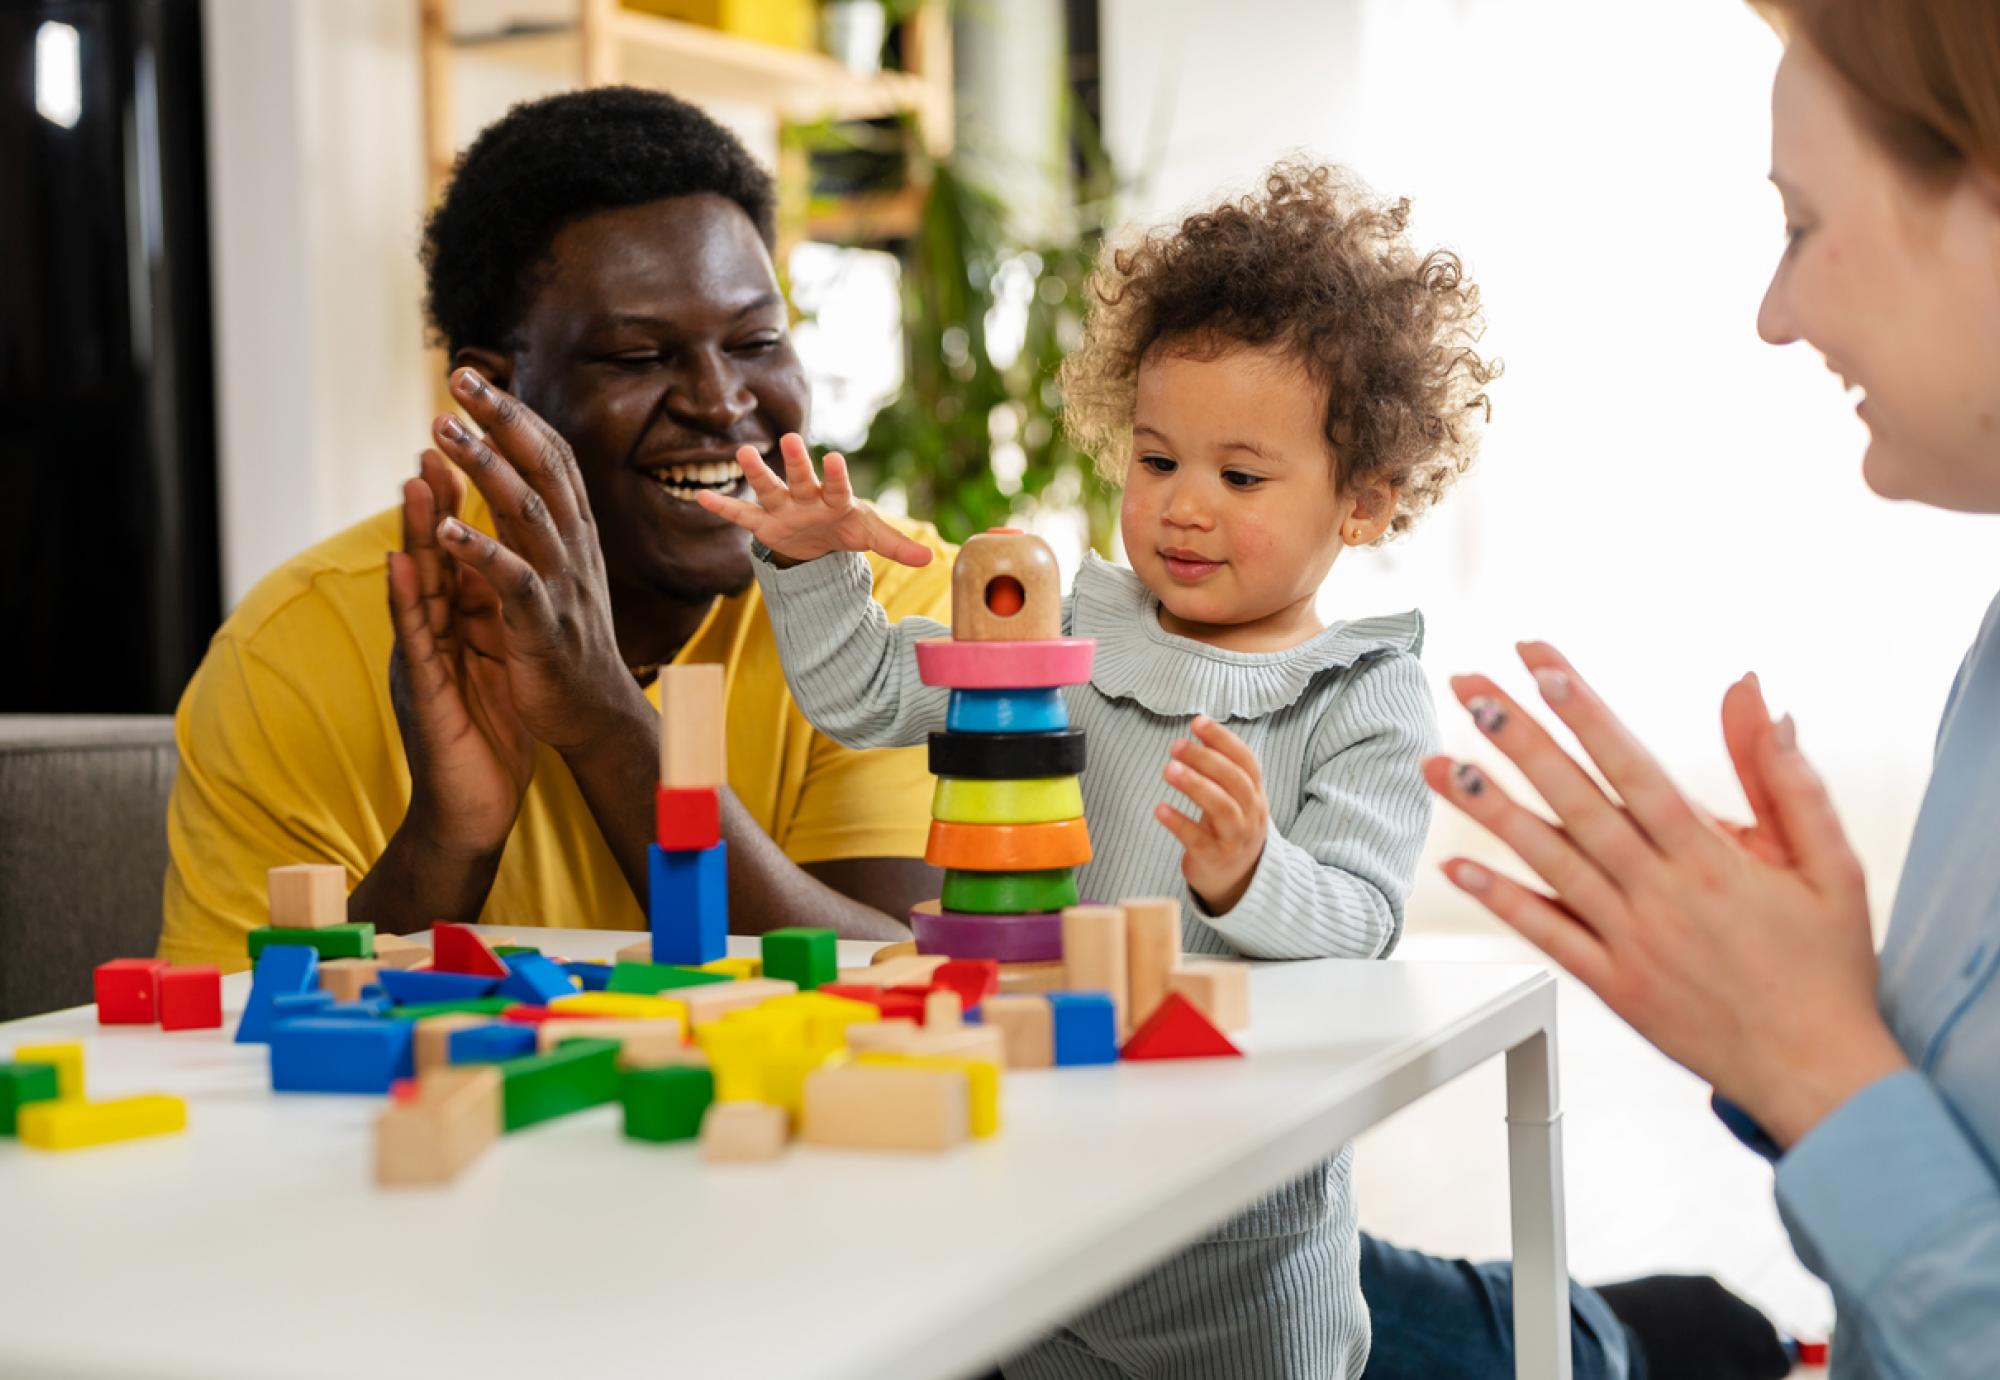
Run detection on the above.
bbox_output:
[159,88,948,967]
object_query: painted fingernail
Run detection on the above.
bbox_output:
[1466,696,1507,734]
[1773,714,1797,751]
[1451,762,1487,796]
[454,369,488,398]
[1534,668,1572,703]
[1453,861,1493,892]
[440,415,469,443]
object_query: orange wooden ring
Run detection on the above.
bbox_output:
[923,817,1093,871]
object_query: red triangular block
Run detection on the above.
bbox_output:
[431,922,509,978]
[1120,992,1243,1061]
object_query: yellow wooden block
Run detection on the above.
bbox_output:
[695,1022,773,1102]
[19,1094,186,1150]
[697,956,762,980]
[758,1045,839,1114]
[931,776,1084,825]
[15,1042,83,1100]
[859,1052,1001,1138]
[549,992,688,1026]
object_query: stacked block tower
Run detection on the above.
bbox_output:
[912,529,1095,966]
[654,663,730,966]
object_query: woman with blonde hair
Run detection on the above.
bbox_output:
[1429,2,2000,1376]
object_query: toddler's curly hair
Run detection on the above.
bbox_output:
[1061,160,1498,539]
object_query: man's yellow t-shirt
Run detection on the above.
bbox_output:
[159,493,954,970]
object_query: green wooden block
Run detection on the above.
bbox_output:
[0,1062,60,1137]
[606,962,736,995]
[390,996,514,1021]
[761,927,838,991]
[493,945,543,958]
[496,1038,621,1132]
[246,923,375,961]
[940,869,1079,915]
[620,1065,715,1143]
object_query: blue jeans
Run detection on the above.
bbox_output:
[1360,1234,1643,1380]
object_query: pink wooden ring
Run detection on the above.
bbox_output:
[914,638,1096,690]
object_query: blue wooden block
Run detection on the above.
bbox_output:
[269,1018,415,1093]
[499,953,575,1005]
[317,997,394,1020]
[947,688,1068,734]
[1047,991,1119,1066]
[561,961,613,992]
[234,946,322,1044]
[358,983,388,1002]
[378,968,500,1004]
[447,1023,539,1064]
[649,841,728,966]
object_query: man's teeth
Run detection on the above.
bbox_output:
[647,460,745,503]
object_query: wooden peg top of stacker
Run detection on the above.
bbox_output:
[953,528,1062,643]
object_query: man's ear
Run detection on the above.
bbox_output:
[450,347,512,394]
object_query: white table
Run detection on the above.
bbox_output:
[0,928,1571,1380]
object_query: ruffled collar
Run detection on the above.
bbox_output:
[1070,553,1424,719]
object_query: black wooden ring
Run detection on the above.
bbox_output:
[927,729,1086,779]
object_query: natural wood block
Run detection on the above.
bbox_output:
[1170,961,1251,1033]
[1122,897,1180,1031]
[616,938,655,965]
[414,1014,489,1075]
[844,1018,922,1054]
[700,1100,790,1163]
[978,995,1054,1068]
[537,1019,697,1069]
[951,530,1063,642]
[659,663,727,787]
[996,961,1066,994]
[834,955,949,990]
[923,990,962,1030]
[671,977,798,1027]
[859,1053,1001,1137]
[371,934,427,969]
[800,1062,969,1152]
[869,941,918,965]
[318,959,383,1004]
[906,1024,1005,1064]
[266,864,347,929]
[1061,904,1129,1035]
[374,1066,500,1187]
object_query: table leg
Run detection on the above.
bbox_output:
[1507,1023,1572,1380]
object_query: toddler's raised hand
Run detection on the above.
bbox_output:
[697,433,934,569]
[1155,715,1270,914]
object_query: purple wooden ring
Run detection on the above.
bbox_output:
[914,638,1096,690]
[911,905,1065,962]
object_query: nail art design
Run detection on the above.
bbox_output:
[1452,762,1487,796]
[1466,696,1507,734]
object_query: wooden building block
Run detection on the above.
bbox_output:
[318,959,384,1004]
[246,923,374,962]
[1061,904,1129,1035]
[699,955,763,980]
[923,990,962,1030]
[836,954,951,990]
[158,967,223,1031]
[616,938,655,965]
[941,869,1078,915]
[0,1062,60,1135]
[700,1100,789,1162]
[997,961,1067,994]
[860,1053,1000,1138]
[1170,961,1252,1033]
[649,841,729,966]
[799,1062,969,1152]
[1047,991,1119,1066]
[538,1019,699,1069]
[621,1064,715,1143]
[606,961,736,996]
[495,1038,621,1132]
[18,1094,186,1150]
[659,663,726,787]
[13,1043,82,1100]
[1123,897,1180,1031]
[951,528,1063,642]
[844,1018,922,1054]
[431,922,509,978]
[371,933,427,969]
[927,728,1086,780]
[548,992,688,1025]
[906,1024,1006,1064]
[978,995,1053,1068]
[94,958,168,1025]
[233,947,319,1045]
[414,1015,490,1076]
[913,637,1095,691]
[931,776,1084,826]
[924,817,1092,871]
[669,977,799,1027]
[946,687,1068,734]
[374,1066,501,1187]
[869,941,918,965]
[656,784,722,851]
[266,863,347,929]
[1121,992,1242,1061]
[761,927,837,991]
[270,1019,415,1094]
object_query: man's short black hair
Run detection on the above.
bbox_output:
[421,86,777,356]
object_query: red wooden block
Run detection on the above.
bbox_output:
[656,785,722,851]
[819,984,888,1008]
[931,959,999,1014]
[876,992,927,1023]
[1120,992,1242,1061]
[158,966,223,1030]
[431,923,509,978]
[499,1005,557,1024]
[95,958,169,1025]
[389,1078,421,1105]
